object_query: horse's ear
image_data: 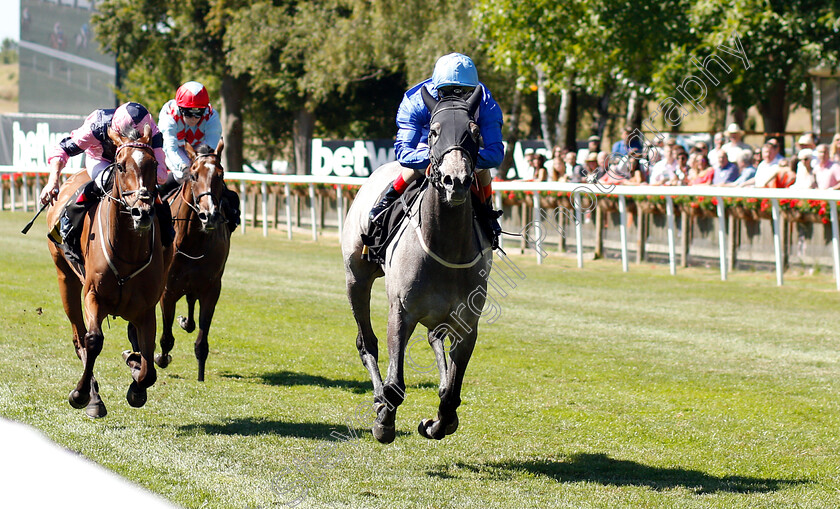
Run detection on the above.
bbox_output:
[421,85,437,114]
[140,123,151,144]
[466,85,483,116]
[107,126,123,146]
[185,142,196,160]
[215,138,225,159]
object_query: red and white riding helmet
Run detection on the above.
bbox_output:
[175,81,210,109]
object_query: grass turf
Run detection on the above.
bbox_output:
[1,210,839,508]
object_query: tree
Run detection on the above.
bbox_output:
[658,0,840,140]
[94,0,250,173]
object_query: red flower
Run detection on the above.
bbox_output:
[819,206,827,216]
[697,196,705,202]
[507,192,515,200]
[711,197,718,206]
[747,198,758,204]
[760,199,770,212]
[822,217,830,224]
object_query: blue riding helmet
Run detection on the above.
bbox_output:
[431,53,479,90]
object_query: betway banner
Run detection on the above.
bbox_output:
[0,114,86,169]
[310,138,551,178]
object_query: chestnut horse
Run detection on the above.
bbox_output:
[46,125,170,418]
[155,141,231,381]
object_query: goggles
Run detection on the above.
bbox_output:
[438,86,475,99]
[180,107,205,119]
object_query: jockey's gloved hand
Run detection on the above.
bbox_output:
[157,173,180,198]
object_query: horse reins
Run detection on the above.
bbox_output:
[172,152,223,260]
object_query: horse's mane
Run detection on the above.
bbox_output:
[194,143,214,156]
[119,125,142,142]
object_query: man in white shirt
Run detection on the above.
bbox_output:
[707,132,725,170]
[721,123,752,164]
[648,139,678,185]
[750,141,784,188]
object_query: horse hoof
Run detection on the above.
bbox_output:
[445,415,459,435]
[68,389,90,409]
[418,419,445,440]
[178,315,195,333]
[85,401,107,419]
[126,382,147,408]
[372,424,396,444]
[154,353,171,369]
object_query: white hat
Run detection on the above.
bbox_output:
[524,148,535,155]
[798,148,813,160]
[798,133,815,145]
[726,123,743,134]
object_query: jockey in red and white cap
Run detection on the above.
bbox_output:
[157,81,240,230]
[158,81,223,183]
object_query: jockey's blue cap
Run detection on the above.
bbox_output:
[431,53,479,89]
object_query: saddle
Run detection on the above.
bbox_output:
[361,177,427,265]
[361,178,494,265]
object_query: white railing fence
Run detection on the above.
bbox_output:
[4,165,840,290]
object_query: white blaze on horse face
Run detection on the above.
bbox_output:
[131,150,145,170]
[439,151,472,206]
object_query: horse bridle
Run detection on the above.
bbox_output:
[423,92,482,191]
[183,152,222,215]
[105,141,157,213]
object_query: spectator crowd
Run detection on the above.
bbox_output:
[521,123,840,191]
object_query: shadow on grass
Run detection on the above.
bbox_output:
[429,453,809,494]
[221,370,437,393]
[177,418,408,440]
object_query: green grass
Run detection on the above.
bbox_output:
[2,211,840,508]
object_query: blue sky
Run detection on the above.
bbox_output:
[1,3,20,42]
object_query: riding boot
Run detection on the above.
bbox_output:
[154,201,174,247]
[56,180,103,267]
[477,199,503,250]
[220,187,241,232]
[156,173,180,199]
[369,183,403,225]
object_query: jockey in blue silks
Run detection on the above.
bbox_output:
[369,53,505,248]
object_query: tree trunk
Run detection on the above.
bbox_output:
[293,107,315,175]
[536,66,552,151]
[759,80,788,152]
[625,89,644,130]
[555,85,578,151]
[499,87,522,180]
[593,88,612,140]
[219,74,247,173]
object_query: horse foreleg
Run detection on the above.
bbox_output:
[126,310,157,408]
[427,327,449,397]
[374,306,415,444]
[178,294,197,333]
[419,330,477,441]
[70,290,105,411]
[155,289,178,369]
[194,282,221,382]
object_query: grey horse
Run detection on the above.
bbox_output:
[341,86,493,443]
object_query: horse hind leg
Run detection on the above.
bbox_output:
[194,282,221,382]
[418,330,477,441]
[70,293,105,411]
[178,294,197,333]
[347,269,384,399]
[55,254,105,417]
[155,289,178,369]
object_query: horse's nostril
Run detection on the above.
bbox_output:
[198,212,208,222]
[131,207,142,218]
[443,175,454,187]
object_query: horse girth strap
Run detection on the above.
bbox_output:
[399,192,491,270]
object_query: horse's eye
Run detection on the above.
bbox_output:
[429,122,441,139]
[190,172,198,182]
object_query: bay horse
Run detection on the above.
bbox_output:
[155,141,231,382]
[341,86,492,443]
[46,124,170,418]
